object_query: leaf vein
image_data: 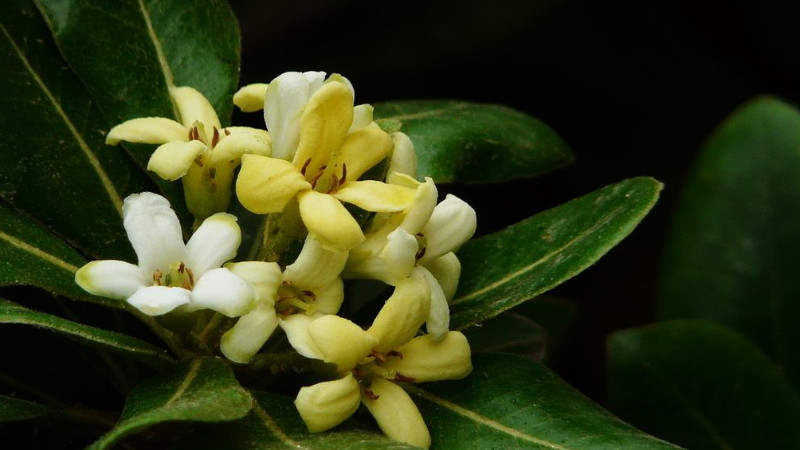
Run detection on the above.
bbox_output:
[0,229,80,273]
[165,358,201,406]
[250,393,303,448]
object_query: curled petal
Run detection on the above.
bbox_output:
[336,128,393,182]
[209,130,272,166]
[400,177,438,235]
[418,194,477,264]
[298,190,364,251]
[265,71,326,161]
[412,266,450,340]
[362,377,430,448]
[309,315,377,372]
[220,304,279,363]
[171,86,221,133]
[334,181,416,213]
[225,261,282,305]
[383,332,472,382]
[147,140,207,181]
[283,235,348,289]
[75,260,147,300]
[424,252,461,300]
[349,104,374,133]
[344,228,418,285]
[386,132,418,183]
[367,276,430,353]
[127,286,191,316]
[312,278,344,315]
[236,155,311,214]
[122,192,186,274]
[279,314,323,360]
[233,83,269,112]
[295,374,361,433]
[186,213,241,277]
[191,268,254,317]
[106,117,187,145]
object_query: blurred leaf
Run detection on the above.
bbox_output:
[608,320,800,450]
[659,97,800,387]
[373,100,573,183]
[176,390,417,449]
[0,0,151,260]
[0,298,171,367]
[451,177,661,329]
[89,358,251,449]
[409,353,678,448]
[0,396,57,423]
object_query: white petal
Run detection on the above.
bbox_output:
[279,314,323,360]
[311,278,344,315]
[413,266,449,340]
[185,213,241,277]
[75,260,147,300]
[171,86,221,132]
[127,286,191,316]
[122,192,186,274]
[424,252,461,300]
[225,261,282,305]
[295,374,361,433]
[418,194,477,264]
[220,304,279,363]
[283,235,348,289]
[264,71,326,161]
[191,268,254,317]
[399,177,437,235]
[386,132,418,182]
[344,228,417,285]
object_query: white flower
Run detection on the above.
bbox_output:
[75,192,253,317]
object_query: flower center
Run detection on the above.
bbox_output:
[187,121,229,149]
[152,261,195,290]
[274,281,317,316]
[301,158,348,194]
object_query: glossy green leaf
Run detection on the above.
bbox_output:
[0,396,57,423]
[658,97,800,387]
[451,177,661,329]
[408,353,678,449]
[0,298,171,367]
[89,358,251,450]
[373,100,573,183]
[0,0,151,260]
[608,320,800,450]
[176,390,417,449]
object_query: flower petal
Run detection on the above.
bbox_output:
[385,132,418,183]
[106,117,187,145]
[236,154,311,214]
[309,315,377,372]
[265,71,326,161]
[336,128,393,182]
[413,266,450,340]
[147,140,207,181]
[362,377,430,448]
[348,104,374,133]
[171,86,221,132]
[298,190,364,251]
[383,331,472,382]
[75,260,147,300]
[220,304,279,363]
[295,374,361,433]
[233,83,269,112]
[424,252,461,300]
[418,194,477,264]
[334,181,416,213]
[225,261,282,305]
[400,177,438,235]
[292,80,354,177]
[344,228,418,285]
[191,268,254,317]
[279,314,323,360]
[122,192,186,274]
[367,276,430,353]
[283,235,348,289]
[127,286,191,316]
[312,277,344,315]
[209,130,272,166]
[185,213,241,277]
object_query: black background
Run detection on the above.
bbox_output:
[229,0,800,401]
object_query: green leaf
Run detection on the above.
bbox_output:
[176,390,418,449]
[608,320,800,450]
[89,358,251,450]
[0,0,152,260]
[0,298,171,367]
[658,97,800,388]
[408,353,678,449]
[373,100,573,183]
[450,177,662,329]
[0,396,57,423]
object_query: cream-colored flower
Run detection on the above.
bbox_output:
[291,276,472,448]
[106,86,271,221]
[75,192,252,317]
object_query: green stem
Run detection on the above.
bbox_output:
[197,312,225,350]
[127,307,186,359]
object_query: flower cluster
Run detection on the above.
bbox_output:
[75,71,477,448]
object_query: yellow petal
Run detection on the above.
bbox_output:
[295,374,361,432]
[334,181,416,213]
[424,252,461,300]
[209,130,272,166]
[298,190,364,251]
[171,86,221,132]
[399,177,438,235]
[233,83,269,112]
[236,155,311,214]
[336,127,393,181]
[383,331,472,382]
[309,315,377,372]
[147,140,207,181]
[362,377,430,448]
[219,304,278,363]
[283,235,348,290]
[106,117,187,145]
[386,132,418,182]
[292,81,354,178]
[225,261,282,305]
[367,276,430,353]
[349,104,374,133]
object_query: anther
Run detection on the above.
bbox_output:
[415,247,426,260]
[362,387,380,400]
[340,163,347,185]
[300,158,312,176]
[178,262,185,274]
[211,127,220,147]
[152,270,163,286]
[393,373,415,383]
[388,350,403,359]
[194,156,204,167]
[369,350,387,363]
[209,167,217,179]
[186,268,195,287]
[327,175,339,193]
[301,290,316,301]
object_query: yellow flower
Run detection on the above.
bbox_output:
[106,86,271,221]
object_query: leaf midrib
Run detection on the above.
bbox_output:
[0,229,80,273]
[135,0,180,119]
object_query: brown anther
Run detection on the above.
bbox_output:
[388,350,404,360]
[279,306,297,317]
[340,163,347,185]
[369,350,387,363]
[416,232,424,237]
[301,290,316,301]
[188,129,194,140]
[282,280,293,286]
[178,262,185,274]
[209,167,217,179]
[211,127,220,147]
[300,158,312,176]
[152,270,163,286]
[186,268,195,287]
[415,247,427,260]
[362,387,380,400]
[182,280,192,290]
[352,368,366,379]
[276,294,296,302]
[224,129,231,136]
[327,175,339,193]
[393,373,416,383]
[193,156,204,167]
[309,170,325,188]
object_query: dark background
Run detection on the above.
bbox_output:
[229,0,800,401]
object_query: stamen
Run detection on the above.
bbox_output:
[194,156,204,167]
[369,350,387,363]
[178,262,185,274]
[340,163,347,185]
[152,269,163,286]
[393,373,415,383]
[224,129,231,136]
[209,167,217,179]
[327,175,339,193]
[186,268,195,287]
[282,280,293,286]
[300,158,312,176]
[415,247,426,260]
[362,387,380,400]
[211,127,220,147]
[309,170,325,188]
[388,350,404,359]
[301,290,316,301]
